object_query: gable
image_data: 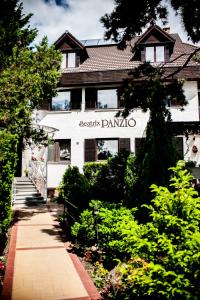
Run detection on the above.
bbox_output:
[132,25,175,62]
[54,31,85,50]
[54,31,89,63]
[136,25,175,45]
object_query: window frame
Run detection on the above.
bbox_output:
[48,139,71,163]
[85,87,122,110]
[145,45,165,63]
[84,138,130,162]
[67,52,76,68]
[97,88,119,109]
[51,89,82,111]
[96,138,119,161]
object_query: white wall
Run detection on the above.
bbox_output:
[47,163,69,188]
[170,81,199,121]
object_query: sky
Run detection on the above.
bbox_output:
[22,0,197,46]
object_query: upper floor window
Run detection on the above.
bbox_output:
[52,91,70,111]
[68,53,76,68]
[85,88,123,110]
[61,52,77,69]
[52,89,82,111]
[145,46,165,63]
[97,89,118,109]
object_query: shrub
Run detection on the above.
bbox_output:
[58,166,90,224]
[105,161,200,299]
[0,131,18,247]
[74,161,200,299]
[124,153,137,206]
[71,200,138,264]
[83,152,133,203]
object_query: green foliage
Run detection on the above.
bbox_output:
[0,38,61,140]
[71,200,138,262]
[83,161,107,186]
[74,161,200,299]
[118,67,186,208]
[0,0,37,68]
[101,0,200,45]
[0,0,61,250]
[58,166,90,223]
[106,161,200,299]
[0,131,18,241]
[84,152,134,203]
[124,153,137,205]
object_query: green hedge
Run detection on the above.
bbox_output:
[83,153,132,204]
[0,131,18,242]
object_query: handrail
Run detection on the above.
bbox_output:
[28,160,47,201]
[12,177,16,205]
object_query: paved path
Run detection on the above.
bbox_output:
[1,204,100,300]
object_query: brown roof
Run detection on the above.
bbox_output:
[62,34,200,74]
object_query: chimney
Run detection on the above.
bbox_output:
[163,27,170,34]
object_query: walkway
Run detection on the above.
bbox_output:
[1,204,100,300]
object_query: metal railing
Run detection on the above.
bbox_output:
[12,177,16,205]
[28,160,47,201]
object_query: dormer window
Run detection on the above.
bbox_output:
[61,52,77,69]
[61,53,67,69]
[68,52,76,68]
[145,46,165,63]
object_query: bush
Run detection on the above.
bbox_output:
[103,161,200,299]
[0,131,18,247]
[83,152,133,203]
[71,200,138,264]
[58,166,90,224]
[124,153,137,206]
[74,161,200,299]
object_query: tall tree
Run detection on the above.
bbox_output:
[101,1,200,206]
[0,0,61,175]
[101,0,200,48]
[0,0,37,68]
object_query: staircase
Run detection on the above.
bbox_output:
[13,177,46,207]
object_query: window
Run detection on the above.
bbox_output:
[145,46,165,63]
[61,52,77,69]
[48,140,71,162]
[52,89,82,111]
[97,89,118,109]
[85,138,130,162]
[61,53,67,69]
[85,88,120,110]
[68,53,76,68]
[52,91,70,111]
[167,95,184,107]
[97,139,118,160]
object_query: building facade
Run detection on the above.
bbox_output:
[22,25,200,195]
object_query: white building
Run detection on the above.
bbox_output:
[23,25,200,196]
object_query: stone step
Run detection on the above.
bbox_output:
[15,177,32,182]
[15,195,44,200]
[15,192,41,196]
[13,200,46,207]
[13,197,45,203]
[13,177,45,207]
[15,183,36,187]
[15,186,37,191]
